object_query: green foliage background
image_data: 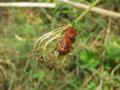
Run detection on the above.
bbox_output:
[0,0,120,90]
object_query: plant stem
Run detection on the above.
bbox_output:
[61,0,120,19]
[75,0,100,23]
[0,2,56,8]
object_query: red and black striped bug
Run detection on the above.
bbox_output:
[58,36,71,55]
[65,26,77,43]
[58,26,77,55]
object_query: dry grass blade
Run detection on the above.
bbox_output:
[0,60,16,90]
[0,2,56,8]
[34,25,70,49]
[111,64,120,77]
[61,0,120,18]
[75,0,100,23]
[43,34,62,50]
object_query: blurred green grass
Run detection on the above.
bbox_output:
[0,0,120,90]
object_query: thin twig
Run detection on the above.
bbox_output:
[79,67,101,90]
[40,8,53,22]
[0,60,16,90]
[75,0,100,23]
[0,2,56,8]
[111,64,120,77]
[90,29,105,48]
[104,17,112,47]
[97,66,104,90]
[61,0,120,18]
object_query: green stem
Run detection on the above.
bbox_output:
[74,0,101,23]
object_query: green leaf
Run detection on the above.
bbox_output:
[32,71,46,81]
[85,81,97,90]
[106,40,120,59]
[80,50,100,69]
